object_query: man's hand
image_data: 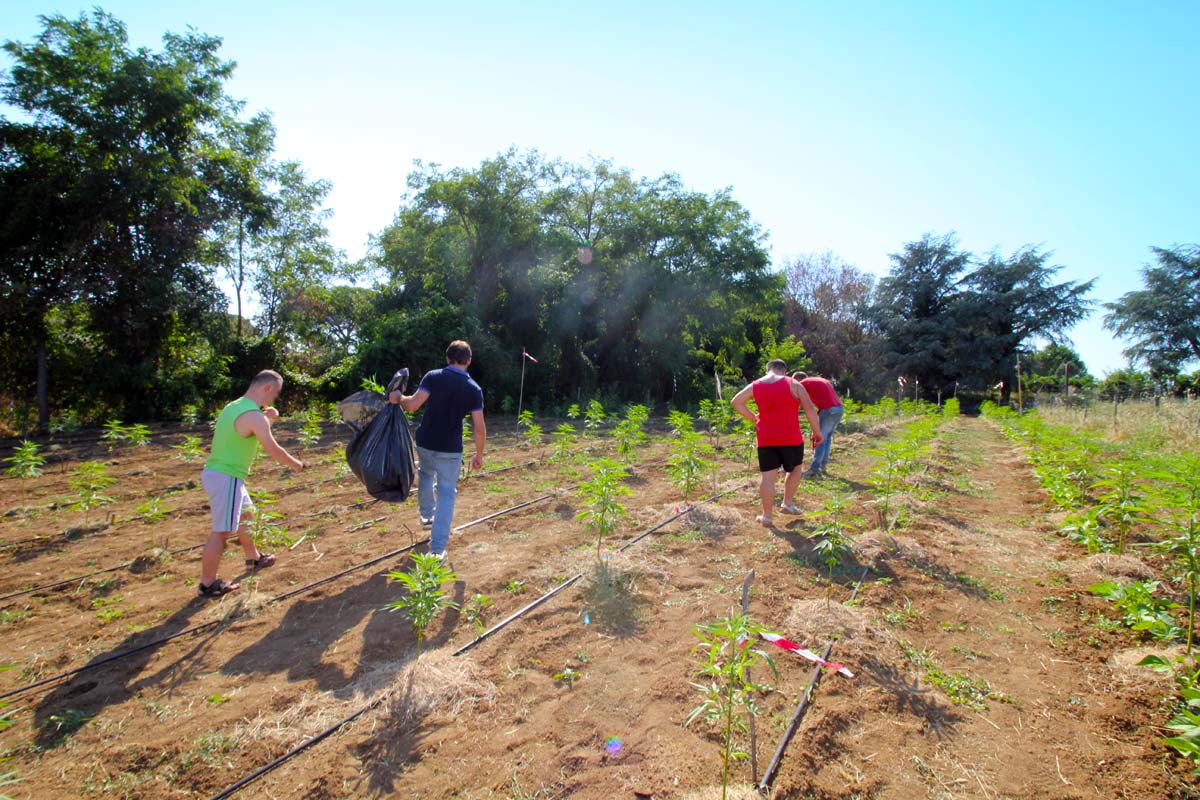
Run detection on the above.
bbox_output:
[291,460,304,474]
[471,452,483,471]
[811,431,825,446]
[388,390,402,405]
[263,406,279,421]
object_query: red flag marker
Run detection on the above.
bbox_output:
[523,351,539,363]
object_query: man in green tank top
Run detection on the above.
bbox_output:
[199,370,304,597]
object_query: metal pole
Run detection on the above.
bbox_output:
[517,348,527,419]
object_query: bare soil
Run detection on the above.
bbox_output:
[0,415,1195,799]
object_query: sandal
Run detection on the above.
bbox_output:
[755,515,774,528]
[245,553,276,571]
[198,578,240,598]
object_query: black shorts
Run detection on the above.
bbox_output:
[758,444,804,473]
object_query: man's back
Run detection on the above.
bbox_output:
[800,377,840,410]
[414,367,484,453]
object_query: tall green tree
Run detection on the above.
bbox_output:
[954,247,1094,400]
[1104,245,1200,376]
[868,233,970,397]
[0,10,249,421]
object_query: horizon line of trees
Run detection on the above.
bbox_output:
[2,10,1197,434]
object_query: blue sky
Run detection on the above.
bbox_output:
[3,1,1197,377]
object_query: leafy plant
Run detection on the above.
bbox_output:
[552,666,580,688]
[667,409,694,436]
[577,458,632,558]
[136,497,170,523]
[361,374,386,393]
[1139,655,1200,772]
[385,553,460,656]
[517,409,535,429]
[523,421,544,448]
[806,492,861,606]
[668,431,713,503]
[173,434,204,462]
[70,461,116,523]
[503,580,527,595]
[611,405,649,461]
[1091,462,1148,554]
[48,409,82,437]
[1150,454,1200,652]
[583,399,606,432]
[125,423,152,446]
[1089,580,1184,643]
[249,508,295,550]
[551,423,578,462]
[464,593,494,634]
[687,612,777,800]
[698,398,734,445]
[102,418,127,449]
[180,404,202,426]
[298,412,323,448]
[4,440,45,479]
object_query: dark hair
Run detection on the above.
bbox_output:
[250,369,283,388]
[792,371,809,381]
[767,359,787,374]
[446,340,472,365]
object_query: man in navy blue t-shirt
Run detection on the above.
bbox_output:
[389,340,486,558]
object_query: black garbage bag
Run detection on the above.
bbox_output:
[343,369,417,503]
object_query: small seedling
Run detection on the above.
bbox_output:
[503,580,528,595]
[552,666,580,687]
[464,593,494,634]
[126,423,152,446]
[70,461,116,523]
[173,434,204,463]
[136,497,170,524]
[102,419,127,449]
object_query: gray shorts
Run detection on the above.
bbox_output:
[201,468,255,533]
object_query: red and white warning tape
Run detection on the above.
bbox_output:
[760,632,854,677]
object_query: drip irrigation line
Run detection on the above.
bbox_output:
[207,689,392,800]
[757,564,871,794]
[0,493,551,702]
[455,482,747,657]
[199,480,750,799]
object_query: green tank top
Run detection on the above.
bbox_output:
[205,397,262,480]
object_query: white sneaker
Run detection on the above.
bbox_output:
[420,516,434,528]
[780,502,804,515]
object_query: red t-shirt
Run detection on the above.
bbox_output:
[752,378,803,447]
[800,377,841,410]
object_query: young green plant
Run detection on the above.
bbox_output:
[687,611,777,800]
[577,458,632,559]
[385,553,460,656]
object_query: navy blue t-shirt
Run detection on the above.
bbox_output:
[413,366,484,453]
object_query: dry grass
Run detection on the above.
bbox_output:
[681,783,760,800]
[1037,398,1200,453]
[236,650,495,748]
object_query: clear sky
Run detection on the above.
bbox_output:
[3,1,1197,377]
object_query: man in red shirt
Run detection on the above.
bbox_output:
[793,372,843,478]
[731,359,824,527]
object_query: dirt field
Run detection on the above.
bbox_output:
[0,413,1196,799]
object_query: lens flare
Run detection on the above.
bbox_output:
[603,736,623,756]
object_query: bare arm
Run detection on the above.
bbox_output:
[470,409,486,471]
[238,410,303,473]
[730,384,757,423]
[389,388,429,412]
[792,382,824,446]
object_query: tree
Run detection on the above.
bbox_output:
[0,10,250,421]
[1023,342,1093,394]
[954,246,1094,400]
[868,233,970,398]
[782,251,881,397]
[1104,245,1200,376]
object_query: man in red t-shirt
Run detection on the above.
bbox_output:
[731,359,824,527]
[793,372,843,478]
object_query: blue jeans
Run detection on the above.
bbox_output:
[417,446,463,555]
[810,405,843,473]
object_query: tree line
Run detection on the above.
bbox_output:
[1,11,1196,432]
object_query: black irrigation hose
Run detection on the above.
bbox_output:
[757,564,871,794]
[454,482,748,657]
[205,481,750,799]
[0,494,553,702]
[207,690,392,800]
